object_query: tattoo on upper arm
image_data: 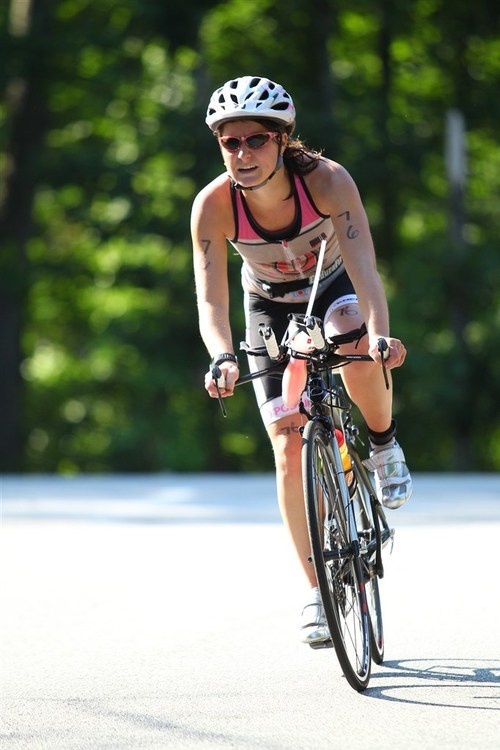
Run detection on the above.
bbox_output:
[199,239,211,270]
[337,210,359,240]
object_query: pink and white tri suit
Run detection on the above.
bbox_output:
[228,172,345,303]
[226,171,360,426]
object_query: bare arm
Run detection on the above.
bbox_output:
[191,183,240,394]
[311,161,406,368]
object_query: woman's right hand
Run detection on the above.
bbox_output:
[204,362,240,397]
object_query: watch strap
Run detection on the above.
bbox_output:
[211,353,239,367]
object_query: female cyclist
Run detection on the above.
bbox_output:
[191,76,412,644]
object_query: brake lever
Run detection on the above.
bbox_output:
[211,366,228,418]
[377,338,390,391]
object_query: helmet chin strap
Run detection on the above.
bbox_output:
[231,154,284,192]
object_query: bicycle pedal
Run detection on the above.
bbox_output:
[309,639,333,650]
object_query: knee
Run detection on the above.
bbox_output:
[275,444,301,478]
[269,423,302,476]
[341,359,378,387]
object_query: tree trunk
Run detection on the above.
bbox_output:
[0,0,51,470]
[377,0,397,262]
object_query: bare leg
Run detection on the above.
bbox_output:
[324,301,393,433]
[340,352,393,434]
[267,413,316,587]
[325,300,412,508]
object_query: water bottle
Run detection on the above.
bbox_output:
[335,429,356,493]
[282,356,307,407]
[335,429,352,473]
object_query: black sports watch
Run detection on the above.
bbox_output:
[210,353,239,368]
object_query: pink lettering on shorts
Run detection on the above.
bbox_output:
[260,394,312,427]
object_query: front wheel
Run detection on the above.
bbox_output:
[302,419,371,692]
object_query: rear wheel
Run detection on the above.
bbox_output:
[367,574,384,664]
[302,420,371,692]
[351,476,385,664]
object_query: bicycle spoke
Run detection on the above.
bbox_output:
[351,474,385,664]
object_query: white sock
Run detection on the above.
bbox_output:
[307,586,321,605]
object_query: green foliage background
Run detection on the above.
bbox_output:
[1,0,499,474]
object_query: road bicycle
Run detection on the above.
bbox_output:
[211,313,395,692]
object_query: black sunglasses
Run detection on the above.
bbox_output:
[218,131,280,153]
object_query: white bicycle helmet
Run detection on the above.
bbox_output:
[206,76,296,132]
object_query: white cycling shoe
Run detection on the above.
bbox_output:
[363,441,413,510]
[300,600,330,645]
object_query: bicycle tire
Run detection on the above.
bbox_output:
[350,463,385,664]
[302,419,371,692]
[367,574,384,664]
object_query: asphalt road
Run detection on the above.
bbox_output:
[1,473,499,750]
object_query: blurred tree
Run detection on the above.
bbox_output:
[0,0,498,474]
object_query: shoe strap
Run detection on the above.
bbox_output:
[301,602,324,628]
[363,444,405,472]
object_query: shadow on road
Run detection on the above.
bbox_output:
[366,658,500,710]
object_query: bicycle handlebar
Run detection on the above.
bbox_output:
[211,318,390,416]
